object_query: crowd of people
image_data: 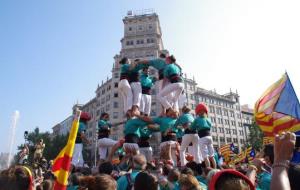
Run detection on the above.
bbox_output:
[0,131,299,190]
[1,53,300,190]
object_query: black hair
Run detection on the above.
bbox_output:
[99,162,113,175]
[159,53,166,58]
[134,172,158,190]
[168,55,176,63]
[100,112,109,119]
[186,161,203,176]
[263,144,274,164]
[119,57,128,65]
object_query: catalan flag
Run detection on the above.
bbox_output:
[52,110,81,190]
[263,136,274,145]
[254,73,300,137]
[219,143,235,157]
[245,147,255,162]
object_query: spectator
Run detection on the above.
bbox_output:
[0,165,34,190]
[134,171,158,190]
[99,161,113,175]
[209,169,255,190]
[78,174,117,190]
[179,174,202,190]
[117,154,147,190]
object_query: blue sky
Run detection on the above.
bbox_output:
[1,0,300,153]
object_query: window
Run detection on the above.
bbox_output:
[148,24,152,29]
[233,138,238,143]
[212,127,217,132]
[230,111,234,117]
[224,110,229,116]
[237,113,241,119]
[106,104,110,111]
[226,137,232,143]
[106,95,110,101]
[102,89,105,95]
[150,38,155,43]
[211,117,216,123]
[209,106,215,113]
[101,98,105,104]
[231,121,236,126]
[232,129,237,135]
[219,127,224,133]
[151,102,156,106]
[138,25,143,30]
[239,130,244,136]
[240,139,245,144]
[218,118,223,124]
[129,27,132,31]
[113,102,118,108]
[126,41,130,45]
[136,40,140,44]
[220,137,225,143]
[212,136,218,141]
[114,73,119,78]
[114,83,118,88]
[107,85,111,91]
[140,39,144,44]
[225,128,231,134]
[113,112,118,119]
[225,119,229,125]
[114,93,118,98]
[217,108,222,115]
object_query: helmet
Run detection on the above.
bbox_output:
[195,103,208,115]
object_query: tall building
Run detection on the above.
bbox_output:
[52,10,249,156]
[241,104,254,143]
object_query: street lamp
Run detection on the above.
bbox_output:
[24,131,28,143]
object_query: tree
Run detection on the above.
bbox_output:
[248,122,264,151]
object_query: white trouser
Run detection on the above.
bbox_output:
[123,143,140,154]
[130,82,142,107]
[118,79,133,113]
[180,134,201,166]
[72,144,84,167]
[140,94,151,115]
[157,82,184,110]
[139,147,153,161]
[199,136,215,159]
[98,138,117,160]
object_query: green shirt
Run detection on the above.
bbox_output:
[257,172,271,190]
[149,58,166,70]
[120,64,130,74]
[97,120,111,130]
[123,118,148,137]
[191,116,212,131]
[174,113,194,128]
[117,171,140,190]
[140,127,153,138]
[153,117,177,133]
[140,73,156,88]
[163,63,181,78]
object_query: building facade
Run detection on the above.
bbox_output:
[52,10,249,155]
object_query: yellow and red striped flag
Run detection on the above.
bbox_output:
[219,143,235,157]
[263,136,274,145]
[52,110,81,190]
[254,73,300,137]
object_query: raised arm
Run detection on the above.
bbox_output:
[270,132,295,190]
